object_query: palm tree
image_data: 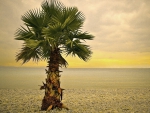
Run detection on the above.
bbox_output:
[15,0,94,111]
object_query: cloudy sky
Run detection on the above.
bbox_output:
[0,0,150,68]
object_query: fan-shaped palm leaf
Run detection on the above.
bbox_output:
[16,46,41,63]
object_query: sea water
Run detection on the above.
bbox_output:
[0,67,150,89]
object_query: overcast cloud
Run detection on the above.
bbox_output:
[0,0,150,67]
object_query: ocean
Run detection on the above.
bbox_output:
[0,67,150,89]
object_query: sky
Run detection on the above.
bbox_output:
[0,0,150,68]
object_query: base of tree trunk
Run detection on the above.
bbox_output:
[41,96,62,110]
[41,96,69,111]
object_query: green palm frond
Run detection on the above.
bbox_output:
[39,40,51,59]
[42,22,62,37]
[21,8,50,41]
[25,39,42,49]
[16,46,41,63]
[41,0,64,19]
[15,26,36,40]
[61,7,85,31]
[21,9,45,28]
[73,32,94,40]
[66,41,92,61]
[16,8,47,41]
[66,30,94,41]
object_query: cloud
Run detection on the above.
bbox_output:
[76,0,150,53]
[0,0,150,67]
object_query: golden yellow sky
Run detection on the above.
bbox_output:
[0,0,150,68]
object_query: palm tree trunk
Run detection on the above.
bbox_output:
[41,48,68,111]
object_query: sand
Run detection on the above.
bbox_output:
[0,88,150,113]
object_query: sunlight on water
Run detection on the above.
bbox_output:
[0,67,150,89]
[61,68,150,89]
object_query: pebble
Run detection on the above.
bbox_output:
[0,89,150,113]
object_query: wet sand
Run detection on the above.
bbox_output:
[0,88,150,113]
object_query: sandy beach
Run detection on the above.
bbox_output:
[0,88,150,113]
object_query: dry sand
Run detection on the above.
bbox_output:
[0,88,150,113]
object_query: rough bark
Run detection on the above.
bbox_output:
[40,48,68,111]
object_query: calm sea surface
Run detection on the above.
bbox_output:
[0,67,150,89]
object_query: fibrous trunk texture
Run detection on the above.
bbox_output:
[41,48,68,111]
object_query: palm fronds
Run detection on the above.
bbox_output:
[16,46,41,63]
[15,0,94,65]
